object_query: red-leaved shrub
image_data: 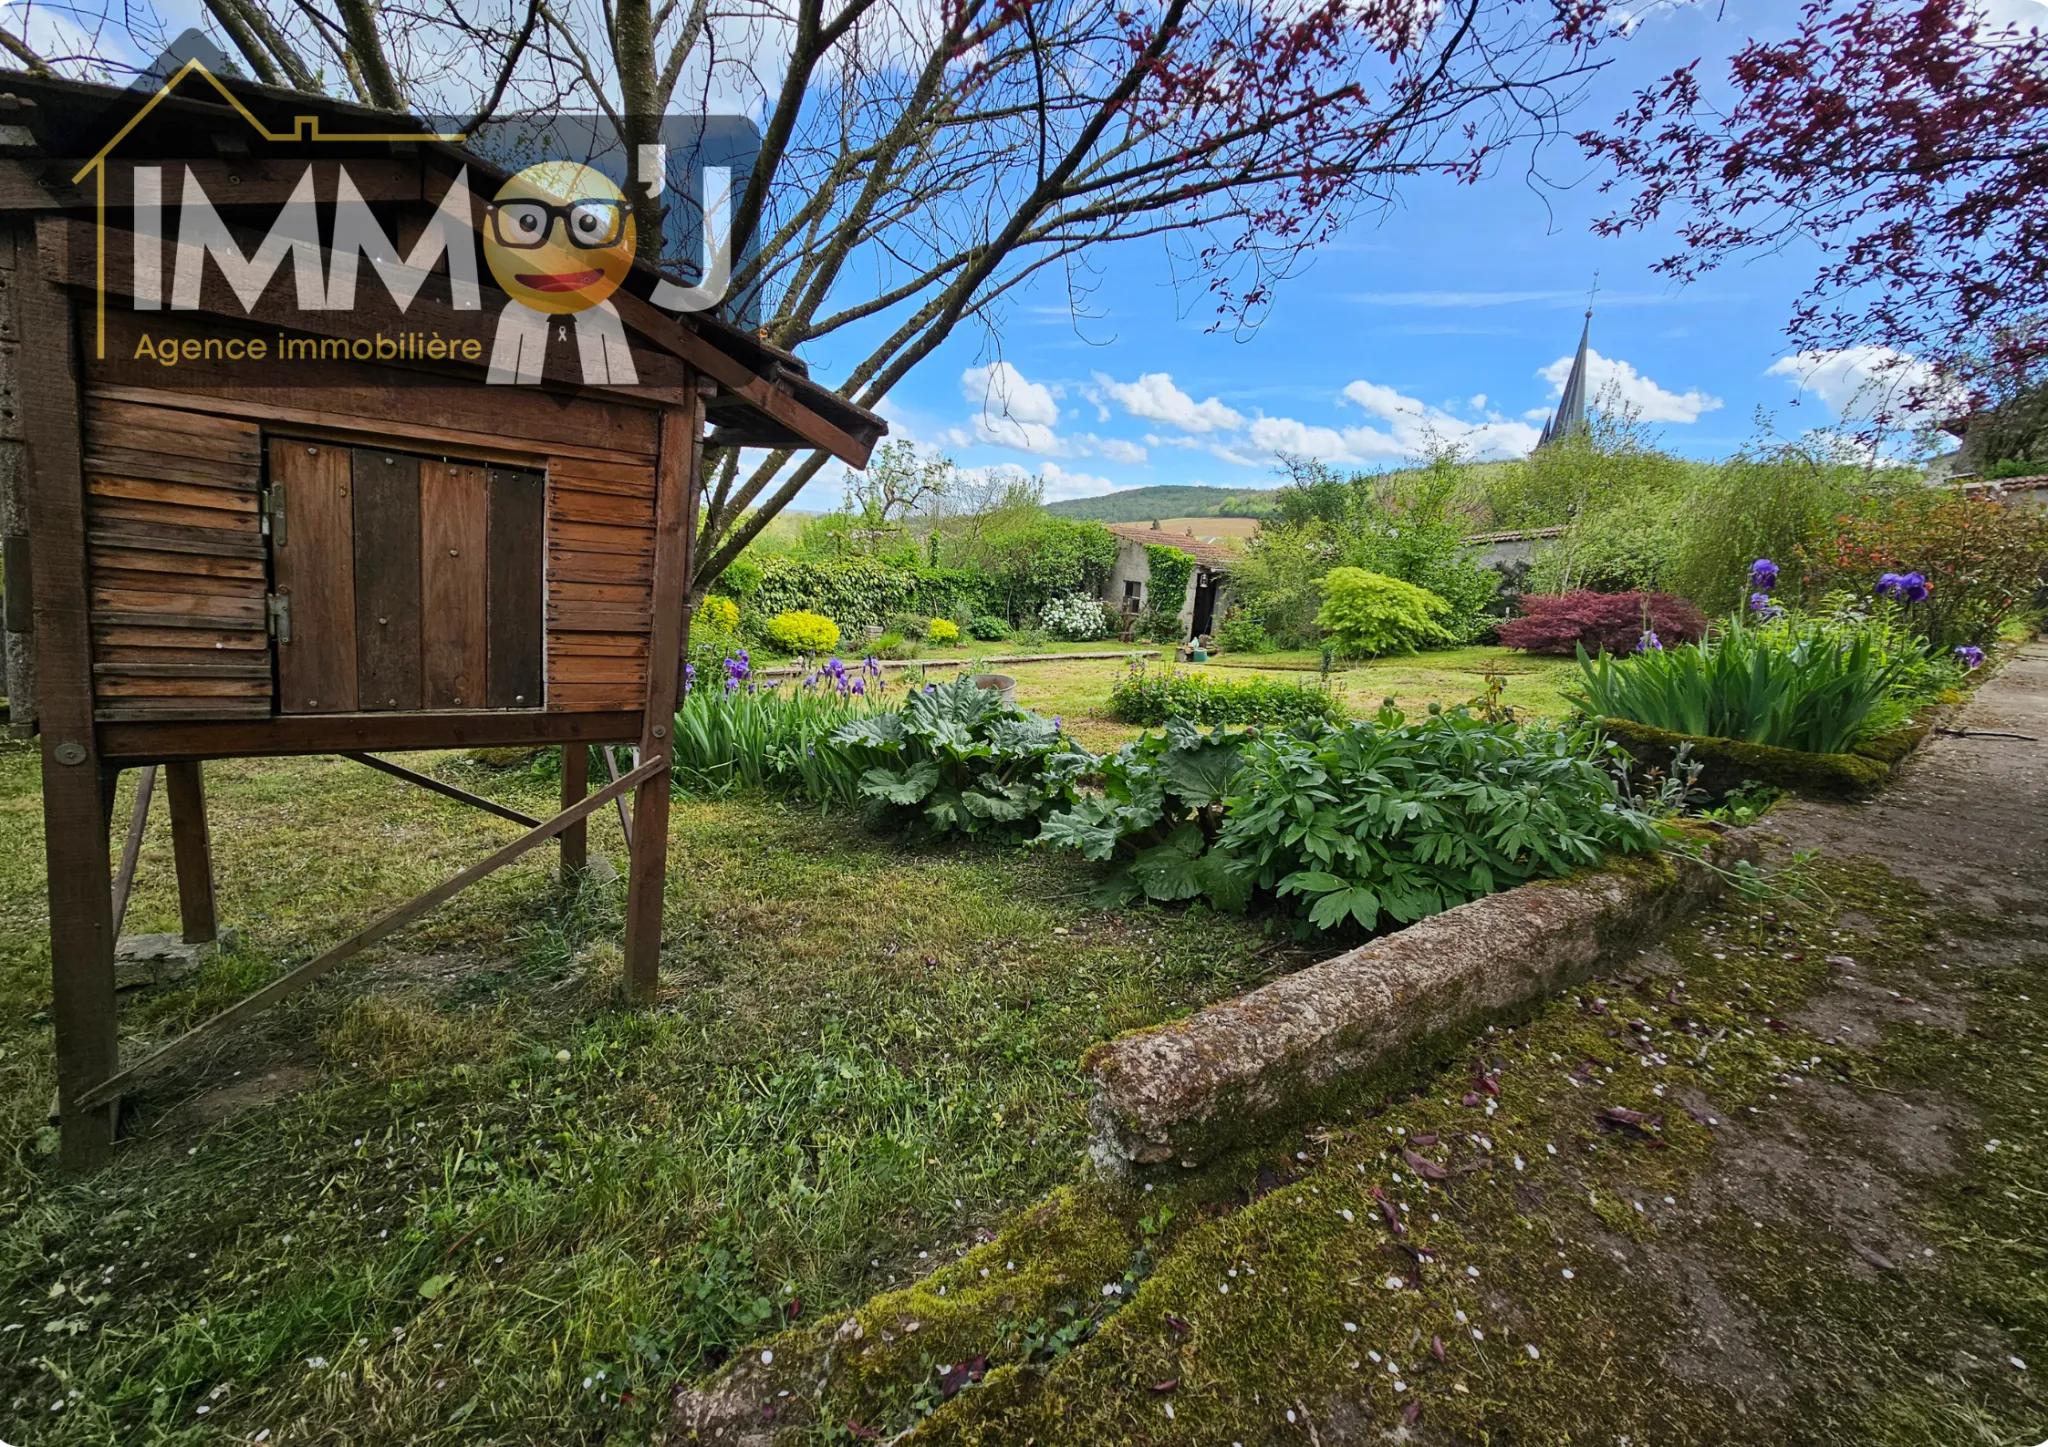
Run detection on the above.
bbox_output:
[1498,591,1709,656]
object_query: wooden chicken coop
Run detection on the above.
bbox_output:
[0,66,883,1168]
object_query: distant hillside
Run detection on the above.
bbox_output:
[1044,485,1279,522]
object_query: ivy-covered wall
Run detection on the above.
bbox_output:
[1143,543,1196,618]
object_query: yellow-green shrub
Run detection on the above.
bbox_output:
[1315,567,1453,657]
[928,618,961,645]
[765,610,841,653]
[697,595,740,632]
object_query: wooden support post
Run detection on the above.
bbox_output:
[110,765,157,938]
[559,743,588,879]
[22,221,119,1169]
[622,389,701,1001]
[76,756,665,1111]
[164,761,218,945]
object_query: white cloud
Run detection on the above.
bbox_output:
[1469,394,1488,412]
[1222,380,1541,467]
[1539,348,1722,424]
[1039,463,1121,499]
[1766,347,1960,425]
[1091,371,1243,433]
[1080,434,1149,465]
[983,461,1122,501]
[958,360,1063,453]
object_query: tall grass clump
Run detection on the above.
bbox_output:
[1567,615,1912,755]
[1665,440,1911,614]
[671,654,889,803]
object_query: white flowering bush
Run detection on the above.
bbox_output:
[1040,594,1112,641]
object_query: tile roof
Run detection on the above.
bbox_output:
[1106,522,1241,570]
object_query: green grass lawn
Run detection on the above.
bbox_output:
[1003,645,1575,751]
[0,743,1309,1445]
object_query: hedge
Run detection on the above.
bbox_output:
[735,557,1007,632]
[1106,666,1345,728]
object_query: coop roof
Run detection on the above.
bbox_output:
[0,65,885,465]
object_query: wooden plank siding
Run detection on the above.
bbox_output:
[79,391,667,722]
[419,463,489,709]
[351,448,425,712]
[545,456,657,713]
[83,398,272,721]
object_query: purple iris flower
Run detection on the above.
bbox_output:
[1955,645,1985,669]
[1638,630,1662,653]
[850,677,866,696]
[1749,558,1779,593]
[1876,571,1931,604]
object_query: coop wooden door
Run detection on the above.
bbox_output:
[268,440,546,714]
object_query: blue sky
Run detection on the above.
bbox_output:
[14,0,2039,507]
[793,0,2048,507]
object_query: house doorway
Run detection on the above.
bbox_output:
[1191,571,1218,636]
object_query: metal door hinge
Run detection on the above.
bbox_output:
[261,484,286,544]
[266,593,291,643]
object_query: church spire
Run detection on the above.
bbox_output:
[1537,285,1596,449]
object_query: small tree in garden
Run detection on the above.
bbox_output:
[1237,447,1499,646]
[1315,568,1455,657]
[1500,591,1709,656]
[842,441,956,550]
[1798,495,2048,650]
[1664,437,1909,615]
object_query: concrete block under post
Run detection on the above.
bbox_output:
[114,928,239,988]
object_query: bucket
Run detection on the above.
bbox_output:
[972,672,1018,707]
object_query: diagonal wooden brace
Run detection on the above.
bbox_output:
[341,751,544,828]
[75,755,666,1113]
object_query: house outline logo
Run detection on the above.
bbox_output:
[69,52,470,361]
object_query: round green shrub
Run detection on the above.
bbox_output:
[1315,567,1453,657]
[1214,607,1272,654]
[716,555,764,598]
[969,615,1011,641]
[764,610,842,654]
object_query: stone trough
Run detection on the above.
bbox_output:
[1085,828,1758,1169]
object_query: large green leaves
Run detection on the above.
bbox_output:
[1045,704,1658,939]
[828,677,1087,840]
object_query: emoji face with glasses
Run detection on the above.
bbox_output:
[482,161,637,315]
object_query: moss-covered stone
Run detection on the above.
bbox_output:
[663,1187,1139,1443]
[1597,716,1894,799]
[1084,831,1750,1169]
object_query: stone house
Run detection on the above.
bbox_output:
[1103,523,1239,638]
